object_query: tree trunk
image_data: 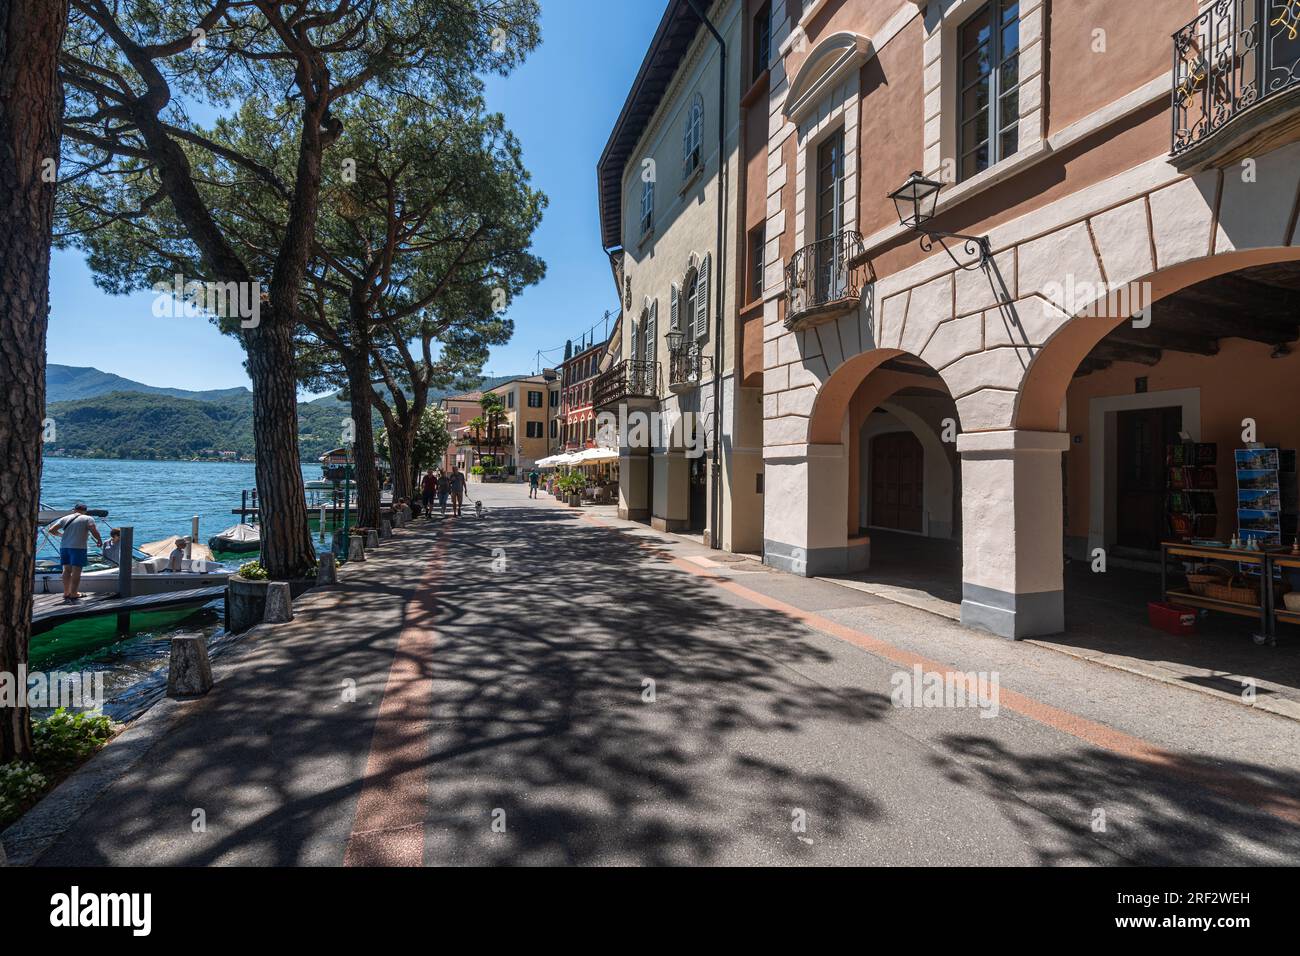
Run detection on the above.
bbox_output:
[245,319,315,579]
[343,349,381,529]
[0,0,67,763]
[390,431,414,504]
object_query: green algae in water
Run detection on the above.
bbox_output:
[31,605,215,670]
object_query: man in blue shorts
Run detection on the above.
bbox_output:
[48,502,103,602]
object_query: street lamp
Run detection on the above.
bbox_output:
[665,329,684,354]
[888,170,991,270]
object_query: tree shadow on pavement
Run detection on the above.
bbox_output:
[928,733,1300,865]
[32,507,888,866]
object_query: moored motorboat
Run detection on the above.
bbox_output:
[36,504,232,595]
[208,522,260,560]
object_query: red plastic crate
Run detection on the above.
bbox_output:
[1148,601,1197,636]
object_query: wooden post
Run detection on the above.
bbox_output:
[190,515,199,559]
[117,527,133,598]
[241,489,248,524]
[116,526,133,636]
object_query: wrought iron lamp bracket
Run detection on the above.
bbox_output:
[918,231,992,271]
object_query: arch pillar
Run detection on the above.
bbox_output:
[764,443,867,576]
[958,429,1070,639]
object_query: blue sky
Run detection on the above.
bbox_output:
[47,0,665,392]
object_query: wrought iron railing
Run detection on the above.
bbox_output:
[457,427,513,446]
[593,359,658,407]
[785,229,866,325]
[668,344,706,389]
[1172,0,1300,155]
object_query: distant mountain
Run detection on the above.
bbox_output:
[47,364,251,404]
[44,390,373,462]
[42,367,528,461]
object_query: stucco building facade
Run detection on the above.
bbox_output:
[755,0,1300,638]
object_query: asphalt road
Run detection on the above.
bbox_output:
[28,481,1300,866]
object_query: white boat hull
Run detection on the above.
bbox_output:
[34,569,230,596]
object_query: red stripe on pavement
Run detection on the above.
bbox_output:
[576,512,1300,827]
[343,534,445,866]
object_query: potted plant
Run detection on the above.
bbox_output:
[226,559,317,634]
[557,472,584,507]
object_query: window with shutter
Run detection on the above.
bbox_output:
[670,283,680,331]
[646,300,658,380]
[683,272,697,341]
[695,254,710,342]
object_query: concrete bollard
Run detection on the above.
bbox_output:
[366,529,379,549]
[316,552,338,585]
[263,581,293,623]
[380,519,392,539]
[348,537,365,562]
[167,635,214,698]
[393,509,404,528]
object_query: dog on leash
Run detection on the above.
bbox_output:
[474,500,484,517]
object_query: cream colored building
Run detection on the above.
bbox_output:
[488,373,562,473]
[597,0,764,552]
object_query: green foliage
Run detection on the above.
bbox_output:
[32,708,116,769]
[379,406,451,475]
[238,560,269,581]
[2,709,118,827]
[0,763,47,828]
[556,472,586,496]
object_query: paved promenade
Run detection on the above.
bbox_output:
[11,482,1300,865]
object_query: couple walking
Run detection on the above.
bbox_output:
[421,466,466,517]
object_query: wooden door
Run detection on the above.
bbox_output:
[870,432,924,532]
[1116,406,1181,550]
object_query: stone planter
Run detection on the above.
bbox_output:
[568,494,581,507]
[226,575,315,635]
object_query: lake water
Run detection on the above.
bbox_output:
[39,458,317,559]
[35,458,318,721]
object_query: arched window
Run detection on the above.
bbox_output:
[683,270,699,342]
[682,94,703,179]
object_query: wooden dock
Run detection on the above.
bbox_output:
[31,587,227,634]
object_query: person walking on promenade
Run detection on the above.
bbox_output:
[528,467,540,499]
[421,469,437,515]
[449,465,467,517]
[47,502,103,601]
[437,469,451,516]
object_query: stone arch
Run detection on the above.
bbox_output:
[808,348,904,444]
[1013,247,1300,431]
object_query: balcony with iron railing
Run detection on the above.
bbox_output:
[667,337,709,392]
[784,229,867,331]
[455,426,513,447]
[1172,0,1300,165]
[593,359,659,408]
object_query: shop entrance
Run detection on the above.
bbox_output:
[1116,406,1182,551]
[870,431,924,533]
